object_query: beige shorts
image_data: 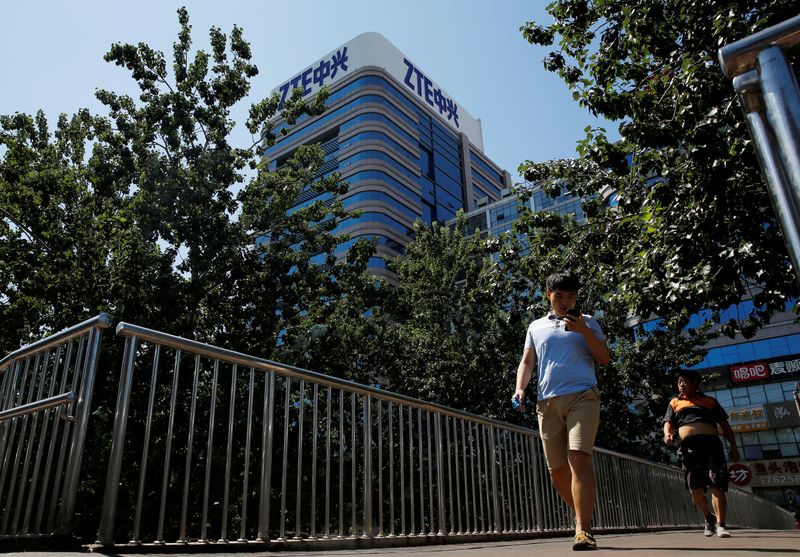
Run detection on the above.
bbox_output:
[536,386,601,470]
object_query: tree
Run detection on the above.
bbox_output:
[0,8,362,356]
[385,220,526,419]
[0,109,178,355]
[282,216,529,420]
[274,238,397,385]
[1,9,376,540]
[92,7,357,352]
[520,0,799,336]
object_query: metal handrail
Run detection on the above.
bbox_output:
[114,321,536,437]
[0,313,109,538]
[116,321,692,471]
[718,13,800,78]
[112,321,686,473]
[718,15,800,285]
[0,313,111,370]
[0,391,76,422]
[97,321,796,547]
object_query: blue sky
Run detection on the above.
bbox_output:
[0,0,615,180]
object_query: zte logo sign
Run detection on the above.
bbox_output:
[277,48,350,109]
[730,363,769,383]
[402,59,459,127]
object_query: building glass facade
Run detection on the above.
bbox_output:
[263,33,508,279]
[458,181,589,239]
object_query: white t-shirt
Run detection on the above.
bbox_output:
[524,313,606,400]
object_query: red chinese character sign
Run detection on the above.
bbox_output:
[729,463,753,486]
[728,356,800,383]
[730,362,770,383]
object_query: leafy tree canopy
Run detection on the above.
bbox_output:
[0,7,361,359]
[520,0,799,336]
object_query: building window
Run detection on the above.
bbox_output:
[780,443,800,456]
[743,445,764,460]
[765,383,785,403]
[420,145,434,180]
[713,379,800,406]
[736,428,800,459]
[777,428,800,456]
[489,203,520,226]
[759,430,778,444]
[782,382,797,401]
[748,385,767,404]
[715,390,733,408]
[491,223,514,236]
[690,333,800,370]
[465,213,488,236]
[731,386,750,407]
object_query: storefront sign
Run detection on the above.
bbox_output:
[726,404,769,432]
[749,457,800,487]
[768,357,800,378]
[729,355,800,383]
[728,463,752,486]
[730,361,769,383]
[765,401,800,429]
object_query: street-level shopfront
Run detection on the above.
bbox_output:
[705,353,800,514]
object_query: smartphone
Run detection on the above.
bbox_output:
[566,307,581,318]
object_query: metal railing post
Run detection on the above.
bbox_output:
[759,45,800,182]
[96,334,137,545]
[719,14,800,283]
[58,325,104,536]
[363,395,373,538]
[435,412,446,535]
[0,314,110,539]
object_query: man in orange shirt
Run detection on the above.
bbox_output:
[663,371,740,537]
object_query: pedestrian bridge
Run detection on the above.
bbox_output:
[0,315,795,553]
[7,529,800,556]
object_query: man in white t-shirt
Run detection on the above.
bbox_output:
[513,271,610,551]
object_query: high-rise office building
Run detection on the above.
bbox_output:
[264,32,510,280]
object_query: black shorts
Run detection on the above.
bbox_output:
[678,434,728,492]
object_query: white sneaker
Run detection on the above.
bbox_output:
[716,525,731,538]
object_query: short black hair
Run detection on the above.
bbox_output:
[546,271,580,292]
[677,371,701,385]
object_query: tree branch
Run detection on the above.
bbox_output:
[0,206,56,255]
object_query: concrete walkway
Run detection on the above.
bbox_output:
[5,529,800,556]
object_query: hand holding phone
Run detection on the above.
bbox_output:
[564,307,582,332]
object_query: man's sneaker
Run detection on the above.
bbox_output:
[572,530,597,551]
[716,525,731,538]
[704,515,716,537]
